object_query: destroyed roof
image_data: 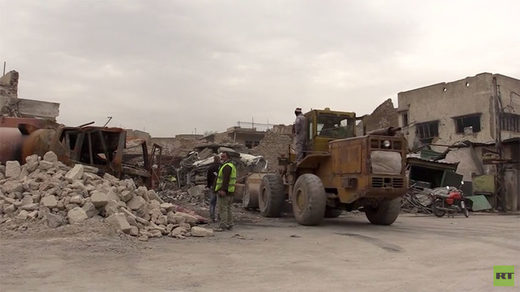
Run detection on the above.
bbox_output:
[407,155,459,171]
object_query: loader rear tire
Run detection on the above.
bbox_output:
[258,174,285,217]
[292,174,326,226]
[365,197,401,225]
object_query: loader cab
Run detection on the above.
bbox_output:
[305,108,356,153]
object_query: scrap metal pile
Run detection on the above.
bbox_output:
[401,184,434,214]
[0,152,214,240]
[174,145,267,188]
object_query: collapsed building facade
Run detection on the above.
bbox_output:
[397,73,520,211]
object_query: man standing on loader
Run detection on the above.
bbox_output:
[214,151,236,231]
[293,107,306,162]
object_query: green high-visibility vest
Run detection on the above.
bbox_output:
[214,162,237,193]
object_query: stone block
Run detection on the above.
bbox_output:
[17,210,29,220]
[43,151,58,163]
[175,212,198,225]
[65,164,84,180]
[41,195,58,208]
[191,226,214,237]
[46,212,65,228]
[106,213,132,234]
[167,212,186,224]
[127,196,146,211]
[67,207,88,224]
[69,195,83,205]
[160,203,174,212]
[5,161,21,178]
[82,201,98,218]
[119,190,134,202]
[102,200,121,217]
[91,191,108,207]
[129,226,139,236]
[38,160,54,170]
[20,203,39,211]
[2,181,23,193]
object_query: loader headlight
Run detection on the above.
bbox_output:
[382,140,391,148]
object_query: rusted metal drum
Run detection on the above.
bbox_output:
[0,127,23,163]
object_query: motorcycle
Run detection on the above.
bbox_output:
[430,186,469,218]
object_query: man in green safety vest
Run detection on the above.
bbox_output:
[214,151,236,231]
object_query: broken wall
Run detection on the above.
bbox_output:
[0,71,18,98]
[398,73,497,148]
[357,98,398,135]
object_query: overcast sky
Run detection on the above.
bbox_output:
[1,0,519,136]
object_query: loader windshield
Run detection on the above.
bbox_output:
[316,113,355,139]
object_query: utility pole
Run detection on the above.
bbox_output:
[493,76,506,211]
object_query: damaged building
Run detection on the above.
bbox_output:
[397,73,520,211]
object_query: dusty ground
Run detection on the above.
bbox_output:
[1,212,519,292]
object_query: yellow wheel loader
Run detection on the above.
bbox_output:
[245,108,408,225]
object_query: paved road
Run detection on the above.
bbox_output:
[1,213,519,291]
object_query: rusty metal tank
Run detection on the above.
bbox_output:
[0,127,23,163]
[0,117,58,163]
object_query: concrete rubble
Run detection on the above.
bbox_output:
[0,151,214,240]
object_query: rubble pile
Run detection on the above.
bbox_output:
[0,152,213,240]
[251,130,292,171]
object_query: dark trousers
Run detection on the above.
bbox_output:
[209,190,217,221]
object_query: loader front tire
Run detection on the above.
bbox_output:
[292,174,326,226]
[365,197,401,225]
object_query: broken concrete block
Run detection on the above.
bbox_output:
[167,212,186,224]
[27,210,38,219]
[175,212,198,225]
[107,190,121,202]
[2,181,24,193]
[4,204,15,214]
[20,203,39,211]
[82,165,99,174]
[82,201,98,218]
[129,226,139,236]
[126,215,137,226]
[65,164,84,180]
[148,229,162,238]
[191,226,214,237]
[147,190,160,201]
[102,200,121,217]
[38,160,54,170]
[171,226,188,238]
[21,195,33,206]
[65,203,79,211]
[160,203,174,212]
[103,172,119,183]
[91,191,108,207]
[67,207,88,224]
[43,151,58,163]
[119,190,133,202]
[106,213,132,234]
[25,154,39,164]
[127,196,146,211]
[5,161,21,178]
[41,195,58,208]
[46,212,65,228]
[25,159,39,173]
[69,195,83,205]
[156,215,168,226]
[124,179,137,191]
[17,210,29,220]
